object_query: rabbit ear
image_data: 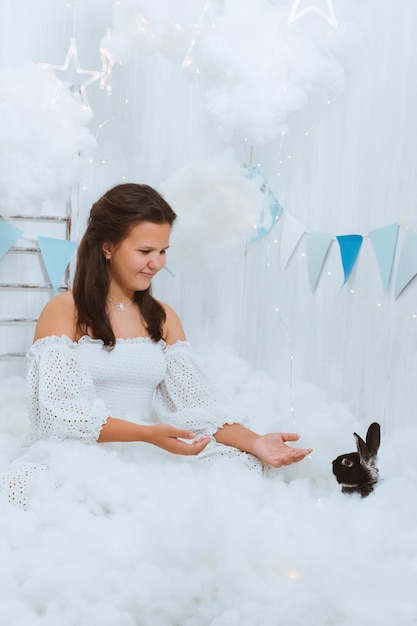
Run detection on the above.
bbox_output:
[354,422,381,463]
[366,422,381,456]
[353,433,371,463]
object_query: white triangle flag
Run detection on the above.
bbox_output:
[394,229,417,299]
[306,231,333,292]
[280,213,305,270]
[369,224,399,293]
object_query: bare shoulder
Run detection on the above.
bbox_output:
[159,301,186,345]
[33,291,78,342]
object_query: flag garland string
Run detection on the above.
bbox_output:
[1,167,417,299]
[0,215,77,294]
[246,167,415,299]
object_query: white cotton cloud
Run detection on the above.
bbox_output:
[101,0,374,141]
[199,0,372,141]
[100,0,202,62]
[0,347,417,626]
[0,62,96,217]
[160,150,275,269]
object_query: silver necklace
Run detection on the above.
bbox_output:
[107,296,134,312]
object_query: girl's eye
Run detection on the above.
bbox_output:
[138,249,167,254]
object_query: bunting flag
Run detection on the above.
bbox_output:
[369,224,399,293]
[38,236,78,293]
[306,231,333,293]
[336,234,363,284]
[0,220,24,261]
[246,166,283,242]
[394,229,417,299]
[280,213,305,269]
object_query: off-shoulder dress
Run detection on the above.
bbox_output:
[0,335,262,507]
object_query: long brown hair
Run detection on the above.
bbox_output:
[73,183,177,346]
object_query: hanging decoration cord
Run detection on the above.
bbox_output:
[265,236,320,490]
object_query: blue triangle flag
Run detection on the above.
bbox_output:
[369,224,399,293]
[394,229,417,299]
[336,234,363,284]
[38,236,78,293]
[0,220,24,261]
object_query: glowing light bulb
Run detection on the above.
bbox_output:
[286,566,301,581]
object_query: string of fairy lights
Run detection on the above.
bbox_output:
[6,0,415,314]
[3,0,415,449]
[36,1,339,112]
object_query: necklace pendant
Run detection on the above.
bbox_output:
[107,296,134,311]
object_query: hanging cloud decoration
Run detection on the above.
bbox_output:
[160,150,272,270]
[0,62,96,217]
[102,0,374,141]
[101,0,201,61]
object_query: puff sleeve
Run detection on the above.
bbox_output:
[23,336,109,446]
[154,341,248,437]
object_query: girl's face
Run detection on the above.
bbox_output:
[103,221,171,295]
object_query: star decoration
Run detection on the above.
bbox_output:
[181,0,213,76]
[287,0,337,28]
[99,29,115,95]
[40,38,104,110]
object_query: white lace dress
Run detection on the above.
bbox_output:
[1,335,262,507]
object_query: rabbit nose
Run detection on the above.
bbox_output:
[341,458,354,467]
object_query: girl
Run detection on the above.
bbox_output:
[1,183,312,507]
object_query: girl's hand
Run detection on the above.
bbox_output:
[145,424,211,456]
[250,432,312,467]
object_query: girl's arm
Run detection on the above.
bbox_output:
[31,294,210,455]
[213,424,312,467]
[161,303,313,468]
[98,419,210,455]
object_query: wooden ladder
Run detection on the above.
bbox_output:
[0,203,72,361]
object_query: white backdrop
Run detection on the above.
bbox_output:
[3,4,417,625]
[1,0,417,433]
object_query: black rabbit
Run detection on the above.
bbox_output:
[332,422,381,497]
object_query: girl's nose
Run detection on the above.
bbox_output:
[148,252,166,270]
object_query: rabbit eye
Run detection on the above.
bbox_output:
[341,458,354,467]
